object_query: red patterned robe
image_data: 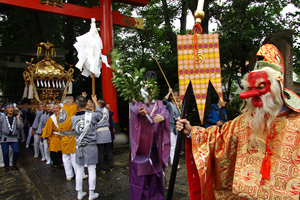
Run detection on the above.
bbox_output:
[186,110,300,199]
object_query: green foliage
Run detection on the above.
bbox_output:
[110,49,159,105]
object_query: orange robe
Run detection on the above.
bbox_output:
[187,110,300,200]
[57,104,77,154]
[42,115,61,152]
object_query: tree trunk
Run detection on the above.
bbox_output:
[161,0,177,51]
[180,0,188,35]
[32,11,45,42]
[227,77,232,98]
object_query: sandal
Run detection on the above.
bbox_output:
[52,165,59,171]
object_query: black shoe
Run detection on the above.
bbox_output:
[4,167,9,172]
[52,165,59,171]
[11,164,18,171]
[59,163,64,168]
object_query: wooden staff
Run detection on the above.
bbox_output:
[92,73,96,110]
[152,57,181,114]
[92,73,95,96]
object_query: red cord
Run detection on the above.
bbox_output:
[190,23,203,72]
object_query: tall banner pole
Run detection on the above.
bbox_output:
[167,82,192,200]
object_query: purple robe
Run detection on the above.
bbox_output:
[129,100,170,200]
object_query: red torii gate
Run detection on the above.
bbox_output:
[0,0,149,125]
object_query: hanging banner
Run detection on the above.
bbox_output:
[177,33,223,123]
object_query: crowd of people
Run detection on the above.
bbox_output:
[0,83,226,200]
[0,92,115,200]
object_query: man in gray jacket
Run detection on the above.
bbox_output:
[71,95,102,200]
[0,103,24,172]
[36,103,52,164]
[25,103,44,152]
[96,98,114,174]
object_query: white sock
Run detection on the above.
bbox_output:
[89,190,94,197]
[78,190,84,198]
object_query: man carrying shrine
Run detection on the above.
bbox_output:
[42,104,62,171]
[58,96,78,180]
[71,95,102,200]
[36,103,53,164]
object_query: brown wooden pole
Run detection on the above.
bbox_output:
[152,57,181,113]
[92,73,95,96]
[92,73,96,110]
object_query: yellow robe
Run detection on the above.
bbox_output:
[42,116,61,152]
[189,110,300,199]
[57,104,77,154]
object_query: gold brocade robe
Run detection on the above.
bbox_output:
[189,110,300,199]
[42,116,61,152]
[57,104,77,154]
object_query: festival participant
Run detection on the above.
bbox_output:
[86,99,94,112]
[20,103,29,142]
[26,103,44,149]
[96,98,114,174]
[42,104,62,171]
[176,44,300,199]
[23,105,35,144]
[129,84,170,200]
[58,96,78,180]
[204,97,229,128]
[162,88,181,169]
[0,103,24,172]
[106,103,115,152]
[0,104,4,116]
[32,104,47,159]
[71,95,101,200]
[36,103,52,164]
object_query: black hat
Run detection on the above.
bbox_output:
[144,71,157,81]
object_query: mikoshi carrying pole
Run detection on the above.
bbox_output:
[167,1,206,198]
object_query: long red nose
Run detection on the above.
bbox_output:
[239,90,260,99]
